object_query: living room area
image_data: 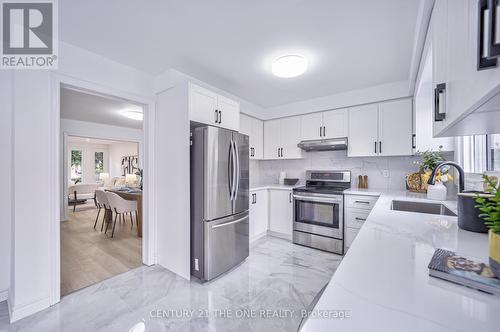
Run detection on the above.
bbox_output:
[60,87,145,296]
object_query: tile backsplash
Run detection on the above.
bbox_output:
[251,150,455,191]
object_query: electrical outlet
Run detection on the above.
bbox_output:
[383,170,390,178]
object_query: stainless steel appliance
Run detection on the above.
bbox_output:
[293,170,351,254]
[190,126,249,281]
[297,137,348,151]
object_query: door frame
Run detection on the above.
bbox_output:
[49,73,157,305]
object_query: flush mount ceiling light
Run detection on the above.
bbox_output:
[121,109,143,121]
[272,54,308,78]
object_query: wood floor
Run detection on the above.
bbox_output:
[61,204,142,296]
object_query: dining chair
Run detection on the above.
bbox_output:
[105,192,138,238]
[95,190,111,231]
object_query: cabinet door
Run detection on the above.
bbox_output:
[239,114,252,136]
[268,190,293,237]
[322,108,348,138]
[251,118,264,159]
[264,119,281,159]
[217,95,240,131]
[280,117,302,159]
[189,83,218,126]
[378,99,413,156]
[253,190,268,238]
[348,104,378,157]
[431,0,449,136]
[300,112,323,141]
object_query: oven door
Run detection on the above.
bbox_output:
[293,193,343,239]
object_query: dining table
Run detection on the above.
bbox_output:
[105,188,143,237]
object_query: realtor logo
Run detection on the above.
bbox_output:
[1,1,58,69]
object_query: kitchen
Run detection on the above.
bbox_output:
[2,1,500,331]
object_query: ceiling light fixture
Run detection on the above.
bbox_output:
[121,110,143,121]
[272,54,308,78]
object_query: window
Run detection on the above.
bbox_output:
[70,150,82,183]
[459,134,500,173]
[94,151,104,181]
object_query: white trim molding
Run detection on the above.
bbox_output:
[8,294,50,323]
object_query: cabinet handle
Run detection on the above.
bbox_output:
[289,192,292,203]
[323,126,326,137]
[218,110,222,124]
[355,217,367,221]
[412,134,416,149]
[354,200,370,204]
[374,141,377,154]
[488,0,500,58]
[434,83,446,121]
[479,0,498,69]
[214,109,219,123]
[319,126,322,137]
[254,193,257,204]
[379,141,382,154]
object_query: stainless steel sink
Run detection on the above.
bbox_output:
[391,200,457,216]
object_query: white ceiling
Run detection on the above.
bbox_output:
[59,0,420,107]
[60,88,143,129]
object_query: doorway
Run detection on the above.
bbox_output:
[58,86,148,296]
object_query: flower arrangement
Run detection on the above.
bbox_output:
[407,147,452,192]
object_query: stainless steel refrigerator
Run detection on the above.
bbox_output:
[190,126,249,281]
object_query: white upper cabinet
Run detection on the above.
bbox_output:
[348,104,378,157]
[300,112,323,140]
[322,109,348,139]
[378,99,413,156]
[189,84,218,126]
[300,109,348,141]
[431,0,500,136]
[264,119,281,159]
[240,114,264,159]
[263,117,302,159]
[280,117,302,159]
[188,83,240,131]
[348,99,413,157]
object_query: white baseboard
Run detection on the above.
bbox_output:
[8,295,50,323]
[267,230,292,241]
[250,231,268,244]
[0,289,7,302]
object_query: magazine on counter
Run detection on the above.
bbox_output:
[428,248,500,296]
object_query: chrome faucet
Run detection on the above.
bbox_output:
[427,161,464,193]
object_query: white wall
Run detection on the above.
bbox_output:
[67,142,109,183]
[0,71,13,301]
[256,150,454,191]
[155,84,191,280]
[6,41,156,322]
[260,80,410,120]
[108,142,139,178]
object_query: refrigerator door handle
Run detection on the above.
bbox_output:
[228,140,234,200]
[230,140,238,200]
[234,140,240,200]
[211,215,248,229]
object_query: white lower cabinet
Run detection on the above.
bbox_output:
[344,194,378,252]
[249,189,268,242]
[268,189,293,238]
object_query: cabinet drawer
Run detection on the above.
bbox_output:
[344,227,359,248]
[345,209,370,229]
[345,195,378,210]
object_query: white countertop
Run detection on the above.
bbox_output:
[250,183,301,191]
[301,191,500,332]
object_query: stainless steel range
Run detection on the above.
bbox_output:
[292,170,351,254]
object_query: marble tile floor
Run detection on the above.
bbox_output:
[0,236,343,332]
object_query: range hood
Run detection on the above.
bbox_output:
[297,138,348,152]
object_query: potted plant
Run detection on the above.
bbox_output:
[408,147,451,193]
[475,175,500,278]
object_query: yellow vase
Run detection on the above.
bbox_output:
[490,230,500,278]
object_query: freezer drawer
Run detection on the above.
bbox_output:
[204,211,249,280]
